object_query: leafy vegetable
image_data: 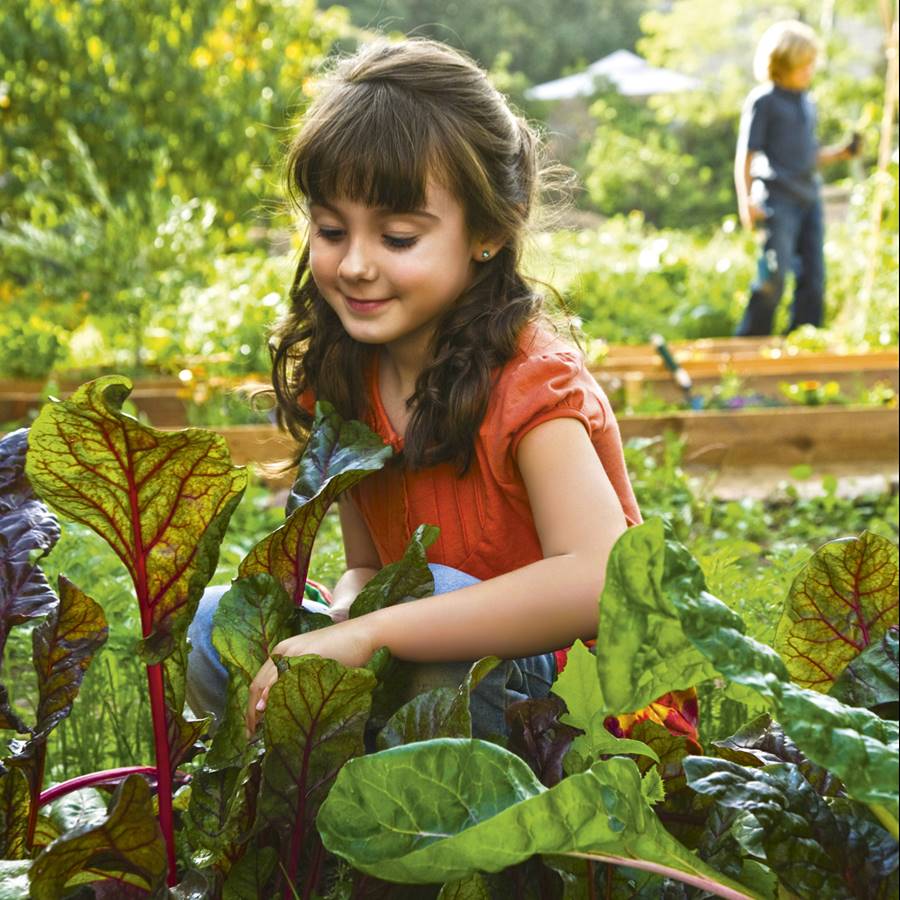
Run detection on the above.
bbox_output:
[25,376,247,664]
[684,758,897,898]
[25,375,247,880]
[553,640,660,770]
[829,625,899,716]
[240,400,392,604]
[775,533,899,691]
[258,655,376,895]
[9,577,108,852]
[350,523,438,619]
[206,573,295,770]
[376,656,501,750]
[594,520,717,717]
[0,429,60,692]
[28,774,167,900]
[318,739,757,898]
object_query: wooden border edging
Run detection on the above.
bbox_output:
[208,405,899,476]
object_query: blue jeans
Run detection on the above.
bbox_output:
[736,195,825,336]
[185,564,556,741]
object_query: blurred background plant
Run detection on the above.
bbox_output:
[0,0,895,390]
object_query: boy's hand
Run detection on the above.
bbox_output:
[740,203,767,231]
[844,131,862,159]
[245,617,378,735]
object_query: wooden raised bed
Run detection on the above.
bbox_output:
[0,376,191,428]
[207,405,899,481]
[590,343,899,406]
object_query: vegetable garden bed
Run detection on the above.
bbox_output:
[590,341,900,406]
[207,405,899,482]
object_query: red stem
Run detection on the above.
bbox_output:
[147,661,178,886]
[302,837,325,900]
[38,765,190,807]
[24,743,47,851]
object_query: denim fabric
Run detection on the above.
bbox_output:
[185,564,556,740]
[736,196,825,336]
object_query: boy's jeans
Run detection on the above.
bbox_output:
[736,195,825,336]
[185,563,556,741]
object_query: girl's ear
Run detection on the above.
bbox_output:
[471,240,504,263]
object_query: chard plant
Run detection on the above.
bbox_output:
[0,375,897,899]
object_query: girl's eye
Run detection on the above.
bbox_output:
[315,227,344,242]
[384,234,418,250]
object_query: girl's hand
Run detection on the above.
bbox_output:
[245,618,378,735]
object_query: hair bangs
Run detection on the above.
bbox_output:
[290,84,445,213]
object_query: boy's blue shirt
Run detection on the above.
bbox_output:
[738,82,820,206]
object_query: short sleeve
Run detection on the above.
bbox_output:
[740,89,769,153]
[494,347,609,461]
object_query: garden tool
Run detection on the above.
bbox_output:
[650,333,704,410]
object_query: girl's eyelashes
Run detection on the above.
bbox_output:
[383,234,419,249]
[313,227,419,250]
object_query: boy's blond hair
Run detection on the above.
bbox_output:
[753,20,820,83]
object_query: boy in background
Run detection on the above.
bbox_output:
[734,20,860,336]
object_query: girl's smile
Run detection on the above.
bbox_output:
[308,182,489,373]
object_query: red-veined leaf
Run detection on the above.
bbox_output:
[239,401,392,605]
[775,532,899,691]
[25,376,247,663]
[28,774,167,900]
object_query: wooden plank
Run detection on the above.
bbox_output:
[617,406,899,468]
[204,406,899,478]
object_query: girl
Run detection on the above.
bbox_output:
[189,38,643,740]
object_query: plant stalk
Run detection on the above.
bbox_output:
[568,852,754,900]
[147,661,178,886]
[38,765,189,807]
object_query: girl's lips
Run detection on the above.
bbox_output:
[345,295,393,314]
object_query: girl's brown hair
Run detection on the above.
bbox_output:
[270,38,550,472]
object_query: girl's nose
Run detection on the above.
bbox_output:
[338,238,377,282]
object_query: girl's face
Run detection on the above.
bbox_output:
[308,181,485,363]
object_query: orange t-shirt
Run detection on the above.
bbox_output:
[338,326,641,578]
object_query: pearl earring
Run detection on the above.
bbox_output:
[481,249,491,259]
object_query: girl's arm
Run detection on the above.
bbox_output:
[359,416,627,659]
[325,497,381,621]
[246,417,626,731]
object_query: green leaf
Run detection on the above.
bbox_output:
[28,774,167,900]
[775,533,899,692]
[677,590,898,819]
[318,739,757,897]
[222,846,277,900]
[553,640,603,728]
[640,768,665,806]
[207,574,294,769]
[258,656,376,880]
[4,576,109,846]
[240,400,392,605]
[31,576,108,741]
[554,641,659,771]
[684,758,896,898]
[25,375,247,662]
[595,520,717,717]
[0,766,30,859]
[0,860,31,900]
[711,713,843,798]
[829,625,898,714]
[184,761,259,863]
[376,657,501,750]
[350,523,438,619]
[438,873,492,899]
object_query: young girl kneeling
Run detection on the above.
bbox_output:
[194,38,642,740]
